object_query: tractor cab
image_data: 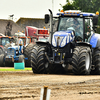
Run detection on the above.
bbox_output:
[57,16,88,41]
[45,10,99,44]
[0,36,10,46]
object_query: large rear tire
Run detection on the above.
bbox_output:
[24,43,35,67]
[31,44,49,74]
[72,46,92,75]
[91,48,100,74]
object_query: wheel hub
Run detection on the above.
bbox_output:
[86,53,90,70]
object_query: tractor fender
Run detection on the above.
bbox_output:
[77,42,92,48]
[36,41,52,53]
[90,33,100,48]
[36,41,49,45]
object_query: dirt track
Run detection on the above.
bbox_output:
[0,71,100,100]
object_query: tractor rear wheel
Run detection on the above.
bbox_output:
[72,46,92,75]
[31,44,49,74]
[91,48,100,74]
[24,43,35,67]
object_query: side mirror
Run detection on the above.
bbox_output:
[93,16,98,25]
[45,14,49,24]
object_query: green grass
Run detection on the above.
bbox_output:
[0,68,32,71]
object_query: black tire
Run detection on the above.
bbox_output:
[72,46,92,75]
[4,43,13,67]
[91,48,100,74]
[31,44,49,74]
[24,43,35,67]
[5,56,14,67]
[5,61,13,67]
[49,64,66,74]
[0,54,5,67]
[31,45,38,73]
[18,55,25,63]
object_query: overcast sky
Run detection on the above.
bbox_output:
[0,0,66,22]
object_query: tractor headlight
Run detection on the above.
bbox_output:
[16,50,18,54]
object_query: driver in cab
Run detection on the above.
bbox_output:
[71,19,82,41]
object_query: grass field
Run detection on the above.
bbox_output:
[0,68,32,71]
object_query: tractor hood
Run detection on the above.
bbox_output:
[52,29,75,47]
[8,46,18,50]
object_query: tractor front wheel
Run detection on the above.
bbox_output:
[18,55,25,63]
[72,46,92,75]
[31,44,49,74]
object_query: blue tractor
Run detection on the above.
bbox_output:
[31,9,100,75]
[0,39,28,67]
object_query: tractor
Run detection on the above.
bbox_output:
[0,34,36,67]
[0,36,12,54]
[0,36,27,67]
[0,36,13,66]
[24,26,49,67]
[30,9,100,75]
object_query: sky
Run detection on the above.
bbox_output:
[0,0,66,22]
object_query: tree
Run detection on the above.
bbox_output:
[59,0,74,11]
[73,0,100,33]
[73,0,100,13]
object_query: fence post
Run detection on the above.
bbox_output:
[40,86,51,100]
[43,86,48,100]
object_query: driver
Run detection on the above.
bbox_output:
[18,36,23,53]
[71,19,82,41]
[72,19,80,33]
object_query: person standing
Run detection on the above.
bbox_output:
[18,36,23,53]
[5,22,12,36]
